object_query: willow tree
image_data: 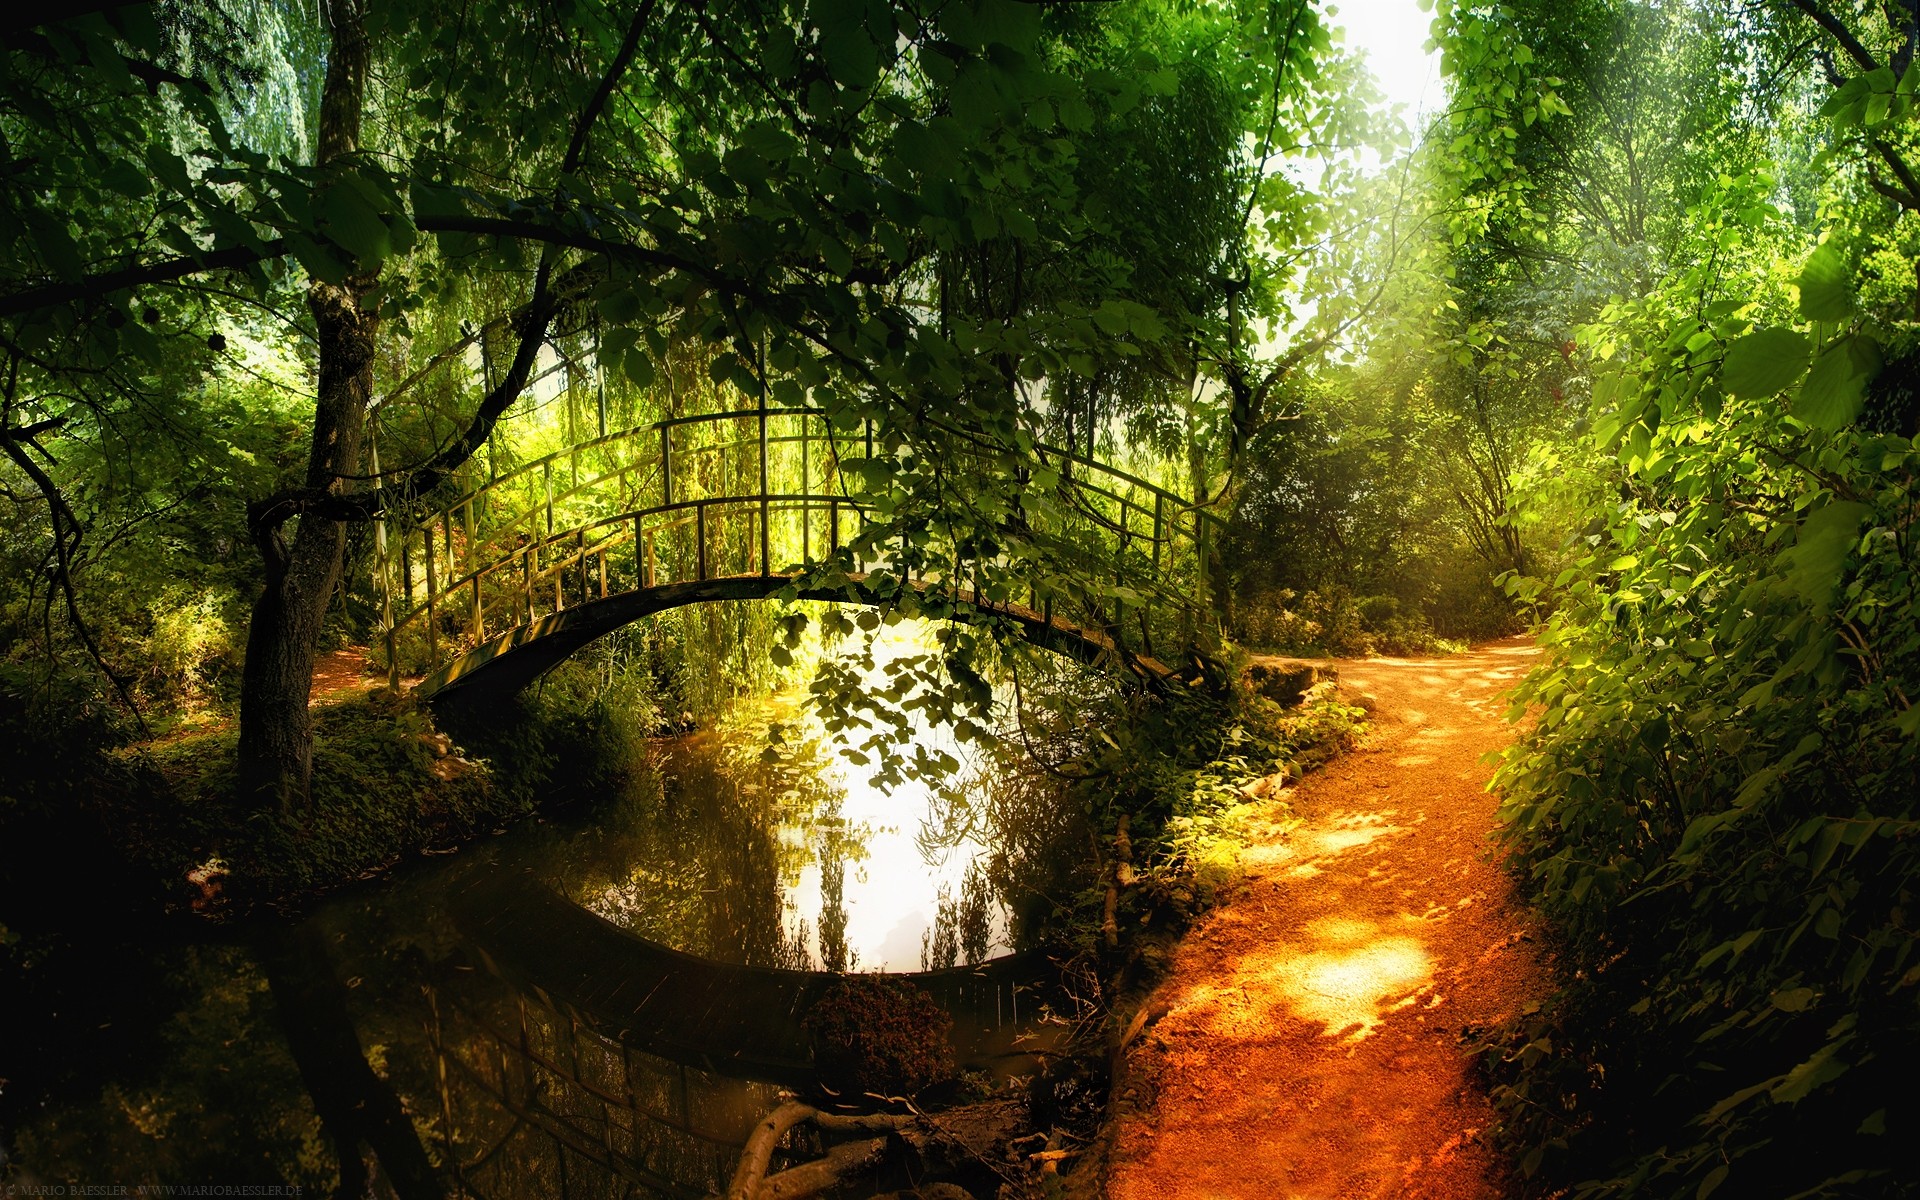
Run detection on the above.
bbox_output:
[2,0,1359,812]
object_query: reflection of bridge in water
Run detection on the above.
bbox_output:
[425,975,766,1198]
[364,406,1217,701]
[380,408,1148,1194]
[426,868,1073,1198]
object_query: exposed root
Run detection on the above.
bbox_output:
[721,1095,1037,1200]
[723,1102,914,1200]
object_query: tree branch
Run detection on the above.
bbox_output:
[1788,0,1882,72]
[0,410,148,731]
[0,240,290,320]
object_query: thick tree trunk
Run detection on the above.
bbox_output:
[236,0,375,817]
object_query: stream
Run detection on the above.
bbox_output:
[1,628,1087,1195]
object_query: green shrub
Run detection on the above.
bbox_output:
[125,689,500,903]
[1236,585,1463,657]
[1489,319,1920,1194]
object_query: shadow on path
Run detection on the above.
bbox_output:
[1109,637,1544,1200]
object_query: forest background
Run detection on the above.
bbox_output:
[2,0,1918,1196]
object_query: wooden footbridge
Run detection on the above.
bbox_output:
[366,406,1218,703]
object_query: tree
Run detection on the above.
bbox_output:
[3,0,1369,812]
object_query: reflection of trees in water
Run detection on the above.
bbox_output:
[529,647,1093,972]
[560,725,850,970]
[814,795,852,972]
[976,753,1096,948]
[422,975,776,1198]
[5,941,332,1188]
[921,868,994,969]
[975,652,1107,950]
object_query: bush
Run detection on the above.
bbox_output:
[1236,585,1462,657]
[804,976,955,1098]
[124,689,500,904]
[1488,333,1920,1194]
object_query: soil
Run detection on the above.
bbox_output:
[310,647,377,703]
[1106,637,1546,1200]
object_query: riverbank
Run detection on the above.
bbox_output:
[1104,638,1544,1199]
[14,655,649,918]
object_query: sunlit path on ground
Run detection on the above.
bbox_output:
[1109,638,1543,1200]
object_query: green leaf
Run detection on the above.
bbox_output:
[1697,1165,1729,1200]
[1770,987,1816,1012]
[287,233,352,285]
[1769,1037,1850,1102]
[1798,244,1855,321]
[1091,303,1127,336]
[315,182,390,266]
[1781,500,1868,601]
[101,157,153,200]
[1796,334,1881,431]
[1721,328,1808,398]
[622,349,655,390]
[598,289,642,323]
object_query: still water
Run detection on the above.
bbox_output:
[1,626,1088,1195]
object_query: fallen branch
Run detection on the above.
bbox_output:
[761,1135,890,1200]
[723,1102,916,1200]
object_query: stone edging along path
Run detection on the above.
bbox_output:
[1107,637,1546,1200]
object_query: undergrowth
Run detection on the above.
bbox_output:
[1485,256,1920,1198]
[107,656,651,910]
[1012,655,1366,977]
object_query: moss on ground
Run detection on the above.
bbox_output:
[108,657,651,913]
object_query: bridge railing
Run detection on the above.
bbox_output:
[370,407,1218,685]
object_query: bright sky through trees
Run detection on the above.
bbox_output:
[1331,0,1443,121]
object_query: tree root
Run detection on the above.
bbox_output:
[722,1096,1037,1200]
[723,1102,915,1200]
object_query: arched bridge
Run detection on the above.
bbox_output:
[366,406,1218,704]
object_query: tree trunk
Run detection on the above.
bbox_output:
[237,0,376,817]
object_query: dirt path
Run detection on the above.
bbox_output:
[311,647,378,702]
[1107,638,1545,1200]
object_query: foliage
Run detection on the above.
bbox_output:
[1013,658,1365,951]
[1237,587,1468,657]
[1221,364,1530,648]
[113,659,660,906]
[1486,156,1920,1194]
[4,942,335,1192]
[123,690,489,904]
[0,0,1398,813]
[804,976,956,1097]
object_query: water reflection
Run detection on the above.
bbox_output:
[4,619,1092,1194]
[531,618,1026,973]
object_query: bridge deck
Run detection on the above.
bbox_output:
[420,572,1173,705]
[449,866,1071,1088]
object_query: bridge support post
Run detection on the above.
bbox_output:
[370,431,400,691]
[424,525,438,660]
[522,547,534,626]
[636,517,652,587]
[758,406,771,577]
[695,504,707,581]
[660,426,673,507]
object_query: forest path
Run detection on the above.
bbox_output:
[310,647,378,702]
[1107,638,1546,1200]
